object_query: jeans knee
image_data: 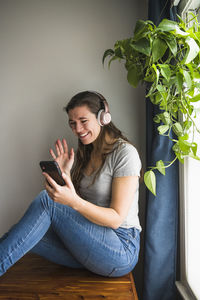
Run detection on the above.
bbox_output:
[38,190,49,200]
[33,190,52,209]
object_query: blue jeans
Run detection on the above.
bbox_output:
[0,190,140,277]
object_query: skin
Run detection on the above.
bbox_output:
[43,105,139,229]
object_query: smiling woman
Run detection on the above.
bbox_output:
[0,90,142,279]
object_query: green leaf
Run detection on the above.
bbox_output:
[156,160,166,175]
[175,152,184,164]
[183,70,192,89]
[102,49,114,65]
[159,96,168,110]
[162,112,171,125]
[192,71,200,79]
[152,64,159,85]
[108,56,118,69]
[157,17,189,36]
[131,38,151,56]
[167,75,177,86]
[144,73,155,82]
[172,122,183,136]
[152,37,168,62]
[154,93,162,104]
[156,84,166,93]
[177,139,197,156]
[179,139,192,154]
[134,20,149,39]
[172,142,180,153]
[114,46,124,59]
[175,28,189,36]
[157,124,169,135]
[191,142,197,156]
[146,82,156,97]
[144,170,156,196]
[134,19,146,34]
[127,65,140,87]
[183,121,192,131]
[188,153,200,161]
[183,37,200,64]
[190,93,200,102]
[175,72,183,92]
[158,64,171,81]
[165,36,177,56]
[176,15,186,28]
[194,82,200,89]
[153,114,161,123]
[157,19,179,32]
[134,20,154,39]
[182,141,197,156]
[179,134,189,141]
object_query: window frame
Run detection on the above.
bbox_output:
[175,1,200,299]
[176,162,198,300]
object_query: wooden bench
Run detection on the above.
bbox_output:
[0,253,138,299]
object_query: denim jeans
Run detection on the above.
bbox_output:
[0,190,140,277]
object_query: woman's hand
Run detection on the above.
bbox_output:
[50,138,74,176]
[43,171,78,207]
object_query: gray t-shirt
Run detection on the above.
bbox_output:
[79,140,142,231]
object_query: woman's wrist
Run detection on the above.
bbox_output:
[63,169,71,178]
[72,194,86,211]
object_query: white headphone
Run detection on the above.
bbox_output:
[89,91,112,126]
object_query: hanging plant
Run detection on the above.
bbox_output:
[103,14,200,196]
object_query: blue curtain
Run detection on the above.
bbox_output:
[143,1,179,300]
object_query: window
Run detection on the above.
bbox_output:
[175,1,200,299]
[186,127,200,299]
[177,103,200,300]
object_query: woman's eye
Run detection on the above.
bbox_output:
[81,120,87,124]
[69,122,75,128]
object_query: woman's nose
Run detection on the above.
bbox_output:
[75,122,83,133]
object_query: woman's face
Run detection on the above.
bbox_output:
[68,105,101,145]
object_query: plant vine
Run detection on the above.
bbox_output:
[103,14,200,195]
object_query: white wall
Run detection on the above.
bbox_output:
[0,0,146,237]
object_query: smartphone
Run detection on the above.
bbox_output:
[39,161,66,186]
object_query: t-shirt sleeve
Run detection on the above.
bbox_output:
[112,143,142,178]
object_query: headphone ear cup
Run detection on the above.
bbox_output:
[97,109,104,126]
[102,111,112,125]
[97,109,111,126]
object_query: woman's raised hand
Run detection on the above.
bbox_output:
[50,138,74,176]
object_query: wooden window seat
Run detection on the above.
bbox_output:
[0,253,138,299]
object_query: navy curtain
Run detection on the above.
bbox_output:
[143,1,179,300]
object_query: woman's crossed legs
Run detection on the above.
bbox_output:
[0,190,140,277]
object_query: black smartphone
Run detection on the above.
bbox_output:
[39,161,66,186]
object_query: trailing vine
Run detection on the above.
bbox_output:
[103,14,200,195]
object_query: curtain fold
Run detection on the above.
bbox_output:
[143,1,179,300]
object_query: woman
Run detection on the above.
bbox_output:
[0,91,141,277]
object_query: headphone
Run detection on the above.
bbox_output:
[88,91,112,126]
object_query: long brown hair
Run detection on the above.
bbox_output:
[64,91,131,191]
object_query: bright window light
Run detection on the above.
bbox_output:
[185,101,200,299]
[176,3,200,299]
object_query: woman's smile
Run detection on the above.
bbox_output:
[79,131,90,140]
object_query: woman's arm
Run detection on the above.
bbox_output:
[75,176,138,229]
[43,172,139,229]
